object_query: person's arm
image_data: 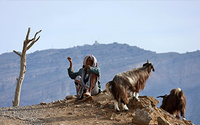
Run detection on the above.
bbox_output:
[67,57,73,68]
[68,67,81,79]
[67,57,80,79]
[89,67,100,76]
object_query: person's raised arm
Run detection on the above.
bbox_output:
[67,57,73,68]
[67,57,80,79]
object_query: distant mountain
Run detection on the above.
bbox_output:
[0,42,199,124]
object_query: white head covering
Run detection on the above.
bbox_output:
[83,55,98,67]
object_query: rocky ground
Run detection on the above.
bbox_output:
[0,91,194,125]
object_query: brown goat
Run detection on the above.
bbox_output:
[106,59,155,112]
[157,88,186,120]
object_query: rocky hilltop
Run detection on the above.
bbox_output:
[0,91,194,125]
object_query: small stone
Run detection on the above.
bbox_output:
[109,104,114,109]
[132,113,136,116]
[183,119,194,125]
[74,105,80,108]
[164,115,168,120]
[97,105,103,108]
[85,103,92,107]
[157,116,171,125]
[110,113,117,120]
[145,105,154,113]
[68,112,74,115]
[96,115,101,119]
[115,118,121,122]
[40,102,47,105]
[73,110,77,113]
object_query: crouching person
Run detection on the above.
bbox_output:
[67,55,102,100]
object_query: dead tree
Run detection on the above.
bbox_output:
[12,28,42,106]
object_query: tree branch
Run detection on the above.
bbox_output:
[13,50,22,57]
[25,28,31,44]
[27,30,42,50]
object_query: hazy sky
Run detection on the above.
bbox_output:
[0,0,199,55]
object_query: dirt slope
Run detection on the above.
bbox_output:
[0,91,194,125]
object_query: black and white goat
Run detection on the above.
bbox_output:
[106,59,155,112]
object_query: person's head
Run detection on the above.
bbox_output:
[86,57,93,66]
[83,55,98,67]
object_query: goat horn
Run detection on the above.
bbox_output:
[157,94,167,98]
[147,59,149,63]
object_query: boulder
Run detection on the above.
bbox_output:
[132,108,152,125]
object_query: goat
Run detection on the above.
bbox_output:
[106,59,155,112]
[157,88,186,120]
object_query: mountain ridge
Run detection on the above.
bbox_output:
[0,42,199,124]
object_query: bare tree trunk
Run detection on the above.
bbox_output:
[12,28,42,107]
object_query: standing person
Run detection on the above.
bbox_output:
[67,55,102,100]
